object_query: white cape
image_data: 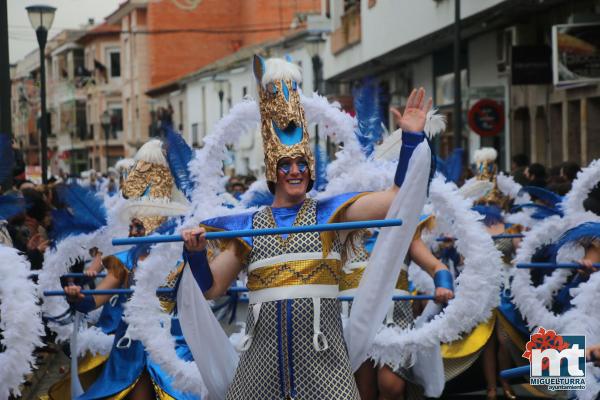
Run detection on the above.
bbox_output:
[177,266,239,399]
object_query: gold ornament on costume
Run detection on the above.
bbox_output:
[138,215,168,234]
[253,55,315,188]
[473,148,509,209]
[120,139,189,233]
[121,161,174,201]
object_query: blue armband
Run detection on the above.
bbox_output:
[72,293,96,314]
[434,269,454,291]
[183,249,213,293]
[394,131,426,187]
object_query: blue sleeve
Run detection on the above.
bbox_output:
[71,293,96,313]
[183,249,214,293]
[394,131,426,187]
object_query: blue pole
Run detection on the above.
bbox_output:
[44,288,176,296]
[338,294,434,302]
[61,273,107,278]
[436,233,524,242]
[516,262,599,269]
[112,218,403,246]
[499,365,530,380]
[45,287,434,302]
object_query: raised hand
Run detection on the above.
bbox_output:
[390,87,433,133]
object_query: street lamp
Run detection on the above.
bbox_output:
[101,110,111,172]
[214,78,227,118]
[26,4,56,184]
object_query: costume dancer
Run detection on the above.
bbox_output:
[179,56,434,399]
[63,139,198,400]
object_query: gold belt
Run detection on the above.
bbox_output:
[339,268,409,292]
[247,258,342,291]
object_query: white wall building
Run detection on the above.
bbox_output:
[148,21,329,179]
[322,0,600,171]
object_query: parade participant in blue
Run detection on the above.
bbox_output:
[440,147,525,400]
[63,138,198,400]
[329,81,454,399]
[179,55,434,399]
[341,221,454,400]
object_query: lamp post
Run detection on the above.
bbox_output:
[215,79,226,118]
[101,110,111,172]
[1,2,13,191]
[26,4,56,184]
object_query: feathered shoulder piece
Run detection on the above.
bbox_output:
[0,194,25,221]
[50,184,107,241]
[164,126,195,200]
[352,78,384,158]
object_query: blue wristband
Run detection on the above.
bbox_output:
[72,293,96,314]
[394,131,425,187]
[433,269,454,291]
[183,249,213,293]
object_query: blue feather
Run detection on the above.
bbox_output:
[50,208,104,241]
[511,202,563,219]
[519,186,562,207]
[314,142,328,191]
[55,184,107,231]
[0,134,14,186]
[0,194,25,220]
[472,205,504,227]
[164,125,194,200]
[445,148,464,184]
[550,222,600,263]
[353,78,384,158]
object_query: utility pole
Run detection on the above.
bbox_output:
[453,0,462,149]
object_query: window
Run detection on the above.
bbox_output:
[123,38,129,79]
[242,86,247,97]
[107,48,121,78]
[109,105,123,138]
[76,100,87,140]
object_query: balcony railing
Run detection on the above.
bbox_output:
[331,5,361,55]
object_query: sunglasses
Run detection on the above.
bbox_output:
[278,160,308,175]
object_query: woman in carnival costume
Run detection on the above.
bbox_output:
[437,147,523,400]
[323,91,454,400]
[342,222,454,400]
[179,55,435,399]
[62,138,199,400]
[44,165,136,399]
[509,159,600,399]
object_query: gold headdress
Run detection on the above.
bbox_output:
[253,55,315,192]
[473,147,509,209]
[120,139,189,233]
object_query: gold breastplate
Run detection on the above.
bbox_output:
[246,198,343,293]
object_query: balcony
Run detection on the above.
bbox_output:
[331,5,361,55]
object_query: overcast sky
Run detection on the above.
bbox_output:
[8,0,123,63]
